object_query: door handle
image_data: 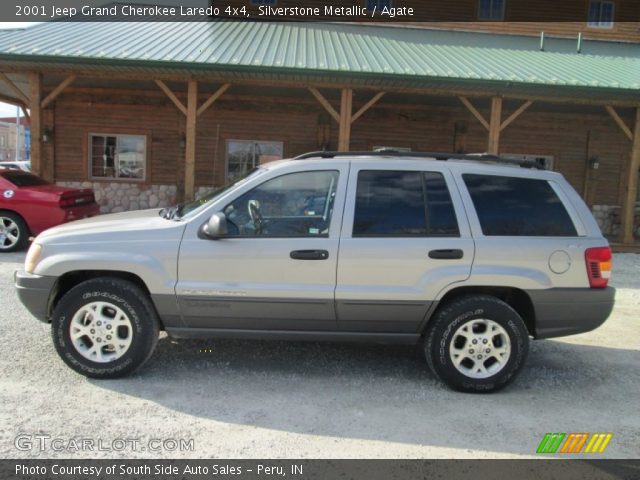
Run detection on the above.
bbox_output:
[290,250,329,260]
[428,249,464,260]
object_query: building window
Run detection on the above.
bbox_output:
[0,135,6,147]
[226,140,283,181]
[89,134,146,181]
[366,0,393,9]
[250,0,277,5]
[588,1,615,28]
[478,0,505,20]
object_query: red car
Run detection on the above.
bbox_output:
[0,168,100,252]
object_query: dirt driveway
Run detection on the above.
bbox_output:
[1,252,638,458]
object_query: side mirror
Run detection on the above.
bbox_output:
[201,212,228,239]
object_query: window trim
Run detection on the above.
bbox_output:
[587,0,615,28]
[88,133,147,182]
[477,0,506,20]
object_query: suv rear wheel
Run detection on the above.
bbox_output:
[424,295,529,393]
[51,277,159,378]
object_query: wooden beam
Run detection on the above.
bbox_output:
[0,73,29,105]
[605,106,633,141]
[500,100,533,131]
[0,92,26,107]
[155,79,187,116]
[621,108,640,244]
[185,79,197,201]
[20,105,29,123]
[338,88,353,151]
[40,74,76,109]
[459,96,489,131]
[29,73,42,177]
[351,91,385,124]
[196,83,230,117]
[308,87,340,123]
[488,96,503,155]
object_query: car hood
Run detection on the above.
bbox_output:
[36,208,184,243]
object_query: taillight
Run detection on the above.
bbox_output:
[59,193,93,207]
[59,196,76,207]
[585,247,612,288]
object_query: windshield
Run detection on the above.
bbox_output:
[0,170,48,187]
[161,168,264,220]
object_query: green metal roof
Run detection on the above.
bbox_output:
[0,21,639,92]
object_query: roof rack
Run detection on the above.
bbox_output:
[293,150,544,169]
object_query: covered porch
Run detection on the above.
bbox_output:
[0,22,638,246]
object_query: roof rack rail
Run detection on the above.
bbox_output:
[293,150,544,169]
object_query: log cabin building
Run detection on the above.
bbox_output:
[0,1,638,247]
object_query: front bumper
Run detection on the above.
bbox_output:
[14,270,57,323]
[527,287,616,339]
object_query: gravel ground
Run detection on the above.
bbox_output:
[0,252,638,459]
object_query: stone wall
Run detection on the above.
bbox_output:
[57,181,179,214]
[591,204,640,239]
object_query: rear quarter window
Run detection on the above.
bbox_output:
[0,171,48,187]
[463,174,577,236]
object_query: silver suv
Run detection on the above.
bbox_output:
[15,152,615,392]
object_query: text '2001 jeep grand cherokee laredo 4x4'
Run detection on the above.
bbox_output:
[15,151,615,392]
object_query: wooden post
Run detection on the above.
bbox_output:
[185,79,197,201]
[29,73,42,177]
[338,89,352,151]
[488,96,502,155]
[42,108,55,182]
[621,108,640,244]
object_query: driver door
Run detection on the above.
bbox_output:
[176,165,348,331]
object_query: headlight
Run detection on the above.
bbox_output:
[25,243,43,274]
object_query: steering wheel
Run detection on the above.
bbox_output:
[247,200,264,234]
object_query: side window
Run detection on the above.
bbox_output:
[223,170,339,237]
[353,170,459,237]
[463,174,577,236]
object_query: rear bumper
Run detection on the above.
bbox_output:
[14,270,57,323]
[527,287,615,339]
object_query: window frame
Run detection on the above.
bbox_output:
[225,139,284,183]
[587,0,615,28]
[87,133,147,182]
[477,0,506,20]
[351,169,460,238]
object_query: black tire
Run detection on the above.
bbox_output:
[424,295,529,393]
[51,277,159,379]
[0,211,29,252]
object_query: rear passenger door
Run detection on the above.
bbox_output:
[335,163,475,333]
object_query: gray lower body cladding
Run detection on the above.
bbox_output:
[15,275,615,341]
[526,287,615,339]
[14,270,57,323]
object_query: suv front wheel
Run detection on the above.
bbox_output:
[424,295,529,393]
[51,277,159,378]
